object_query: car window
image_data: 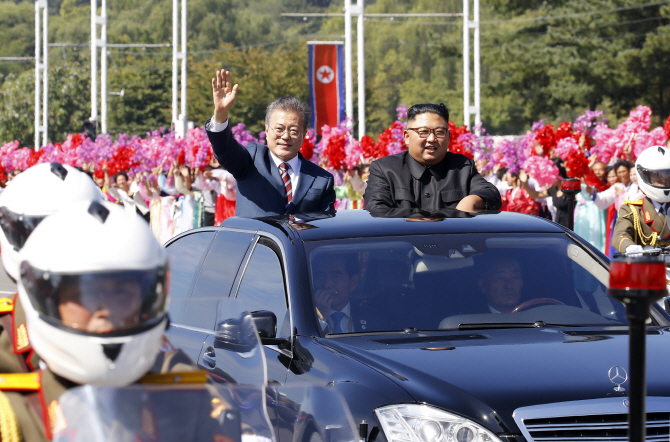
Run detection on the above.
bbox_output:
[164,231,215,323]
[235,240,289,337]
[305,233,626,334]
[181,231,255,329]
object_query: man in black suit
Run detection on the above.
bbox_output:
[206,69,336,218]
[364,103,501,212]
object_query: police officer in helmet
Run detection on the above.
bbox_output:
[613,145,670,254]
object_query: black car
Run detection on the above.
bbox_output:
[164,209,670,442]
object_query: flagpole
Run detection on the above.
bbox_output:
[344,0,353,122]
[463,0,470,129]
[356,0,365,138]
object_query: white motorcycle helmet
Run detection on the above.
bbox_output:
[0,163,102,281]
[636,145,670,203]
[17,200,169,386]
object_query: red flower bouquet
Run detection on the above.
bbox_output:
[565,150,589,179]
[535,125,556,156]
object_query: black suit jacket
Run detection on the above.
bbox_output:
[363,151,502,211]
[206,121,336,217]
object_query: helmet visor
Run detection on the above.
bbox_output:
[20,262,169,335]
[0,207,46,251]
[637,165,670,189]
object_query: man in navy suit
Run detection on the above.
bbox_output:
[206,69,336,218]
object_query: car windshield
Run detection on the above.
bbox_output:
[306,233,627,334]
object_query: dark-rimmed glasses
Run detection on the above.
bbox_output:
[406,127,449,139]
[273,126,302,138]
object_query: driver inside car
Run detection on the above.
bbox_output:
[477,257,524,313]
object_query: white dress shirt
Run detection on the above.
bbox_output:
[208,117,301,194]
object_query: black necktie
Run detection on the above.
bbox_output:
[660,204,667,216]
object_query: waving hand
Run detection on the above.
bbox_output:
[212,69,238,124]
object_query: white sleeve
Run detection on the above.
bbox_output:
[594,185,617,210]
[207,118,229,132]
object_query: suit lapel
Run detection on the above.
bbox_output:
[288,155,316,213]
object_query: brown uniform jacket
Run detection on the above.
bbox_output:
[0,295,40,374]
[612,197,670,253]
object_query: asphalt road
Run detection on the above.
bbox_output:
[0,259,16,296]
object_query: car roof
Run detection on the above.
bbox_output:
[221,209,566,241]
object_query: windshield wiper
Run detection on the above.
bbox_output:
[458,321,585,330]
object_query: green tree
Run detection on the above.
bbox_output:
[107,58,172,135]
[0,1,35,77]
[0,62,90,146]
[483,0,670,128]
[188,43,308,134]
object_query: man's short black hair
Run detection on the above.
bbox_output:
[614,160,633,172]
[496,167,508,181]
[407,103,450,124]
[114,171,128,183]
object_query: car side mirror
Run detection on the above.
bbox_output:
[251,310,291,348]
[251,310,277,339]
[213,313,259,353]
[664,297,670,313]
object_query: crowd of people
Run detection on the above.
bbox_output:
[0,71,669,251]
[481,157,649,256]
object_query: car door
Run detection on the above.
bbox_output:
[168,230,254,369]
[233,236,293,385]
[164,230,216,350]
[188,230,257,382]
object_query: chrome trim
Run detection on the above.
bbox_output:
[514,397,670,442]
[162,226,220,247]
[170,323,214,335]
[232,235,259,298]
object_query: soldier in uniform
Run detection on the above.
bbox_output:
[0,201,227,441]
[613,145,670,254]
[0,163,103,374]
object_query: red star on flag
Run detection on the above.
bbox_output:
[316,65,335,84]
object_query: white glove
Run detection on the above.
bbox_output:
[625,245,644,256]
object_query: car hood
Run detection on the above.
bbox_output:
[320,327,670,433]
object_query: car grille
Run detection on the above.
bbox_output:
[514,397,670,442]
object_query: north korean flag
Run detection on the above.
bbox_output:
[308,42,345,136]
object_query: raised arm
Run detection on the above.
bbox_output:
[206,69,253,179]
[520,170,548,199]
